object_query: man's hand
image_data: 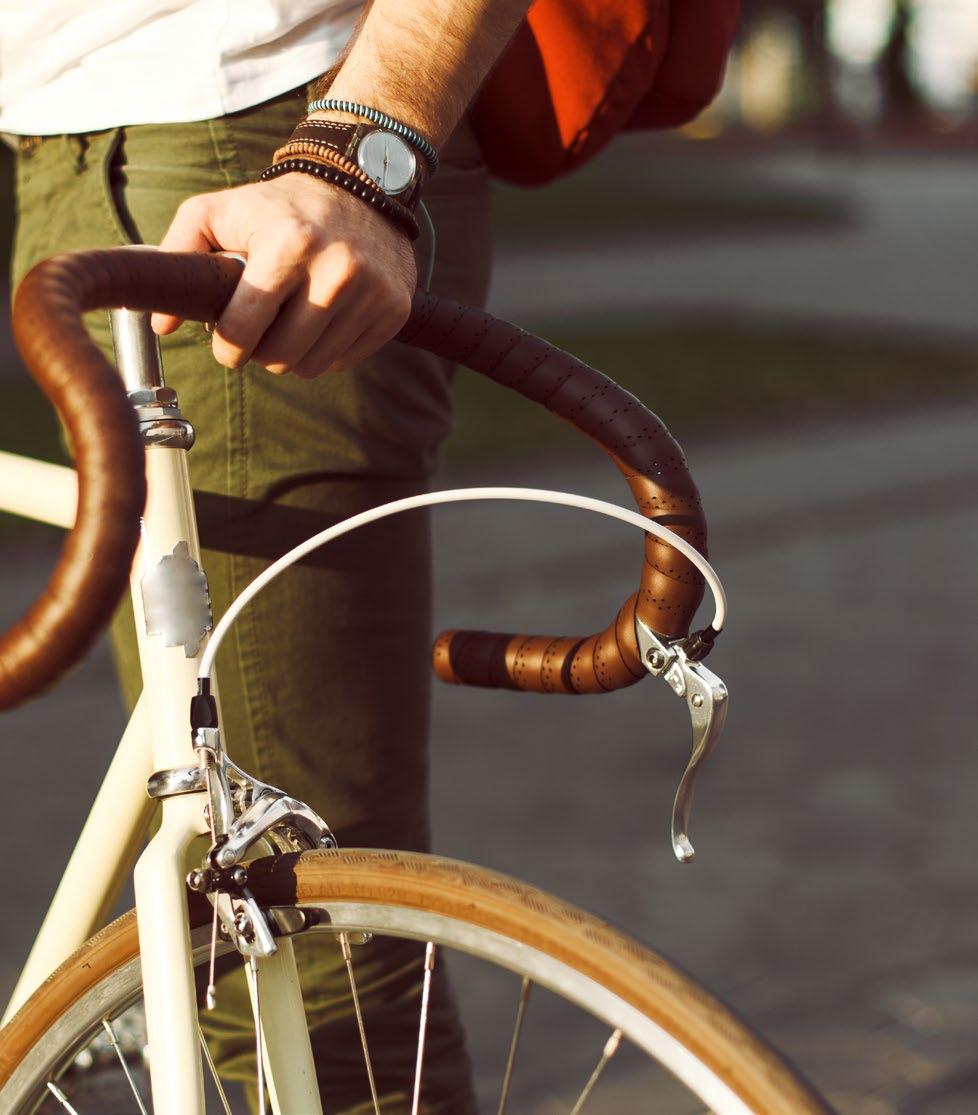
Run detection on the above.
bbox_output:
[151,174,417,378]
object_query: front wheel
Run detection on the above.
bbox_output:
[0,850,833,1113]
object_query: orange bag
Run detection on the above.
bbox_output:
[470,0,740,186]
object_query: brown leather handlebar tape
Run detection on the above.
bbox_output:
[1,248,243,710]
[1,248,704,709]
[397,293,708,695]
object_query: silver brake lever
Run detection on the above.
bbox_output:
[635,618,729,864]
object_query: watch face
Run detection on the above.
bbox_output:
[356,130,417,196]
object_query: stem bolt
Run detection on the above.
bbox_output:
[647,650,666,669]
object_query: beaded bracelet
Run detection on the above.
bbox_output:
[305,98,439,176]
[273,141,374,185]
[273,139,423,212]
[260,157,420,241]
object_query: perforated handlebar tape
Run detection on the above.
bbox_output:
[1,249,706,709]
[400,294,707,694]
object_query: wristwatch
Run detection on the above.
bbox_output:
[290,121,421,199]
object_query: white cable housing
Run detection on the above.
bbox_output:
[198,487,727,680]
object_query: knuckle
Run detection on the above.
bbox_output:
[368,281,412,334]
[176,194,208,220]
[389,288,413,327]
[281,218,322,257]
[326,242,368,287]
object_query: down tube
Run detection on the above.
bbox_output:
[3,697,154,1023]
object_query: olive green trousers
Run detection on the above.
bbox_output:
[11,87,492,1111]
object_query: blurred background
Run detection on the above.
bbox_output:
[1,1,977,1111]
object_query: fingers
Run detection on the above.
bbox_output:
[291,314,371,379]
[347,293,413,371]
[149,176,418,374]
[318,316,407,377]
[151,195,221,335]
[221,240,409,377]
[245,240,366,373]
[210,233,310,368]
[249,288,333,375]
[291,275,413,379]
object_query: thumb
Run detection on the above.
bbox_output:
[151,194,220,335]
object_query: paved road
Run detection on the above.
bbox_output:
[488,149,978,343]
[2,399,978,1112]
[1,141,975,1113]
[429,400,978,1113]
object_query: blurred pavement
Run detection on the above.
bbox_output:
[488,150,978,343]
[1,142,976,1111]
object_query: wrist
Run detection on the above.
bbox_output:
[260,157,421,242]
[307,109,361,126]
[316,68,454,150]
[301,101,438,178]
[273,136,425,211]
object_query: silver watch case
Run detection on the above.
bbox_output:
[355,130,418,198]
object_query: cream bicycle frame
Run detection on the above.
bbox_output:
[0,311,322,1114]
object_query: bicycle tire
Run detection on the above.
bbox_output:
[0,850,833,1114]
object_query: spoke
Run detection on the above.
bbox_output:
[45,1082,81,1113]
[410,942,436,1115]
[250,956,267,1115]
[567,1029,622,1115]
[496,978,533,1115]
[100,1019,149,1115]
[339,932,382,1115]
[198,1023,235,1115]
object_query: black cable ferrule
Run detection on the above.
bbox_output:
[683,625,719,663]
[190,677,219,730]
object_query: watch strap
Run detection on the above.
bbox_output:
[286,119,425,206]
[289,120,363,158]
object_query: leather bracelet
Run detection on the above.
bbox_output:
[288,119,357,157]
[260,157,420,242]
[274,139,424,212]
[289,120,429,201]
[305,99,439,175]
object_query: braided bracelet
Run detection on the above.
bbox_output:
[273,139,423,212]
[260,157,420,241]
[305,98,439,176]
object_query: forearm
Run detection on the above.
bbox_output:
[157,0,520,375]
[311,0,531,148]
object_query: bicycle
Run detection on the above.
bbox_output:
[0,246,834,1114]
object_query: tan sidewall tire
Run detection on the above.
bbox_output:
[0,850,832,1114]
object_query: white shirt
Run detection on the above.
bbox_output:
[0,0,367,135]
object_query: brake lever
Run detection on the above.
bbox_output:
[635,618,729,864]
